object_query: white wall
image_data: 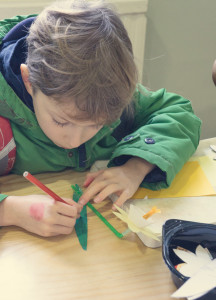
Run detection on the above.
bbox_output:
[143,0,216,139]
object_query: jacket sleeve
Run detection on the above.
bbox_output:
[108,84,201,190]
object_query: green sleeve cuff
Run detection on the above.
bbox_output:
[0,194,8,202]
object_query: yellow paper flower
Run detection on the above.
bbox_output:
[113,204,160,241]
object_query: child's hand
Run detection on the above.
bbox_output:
[0,195,82,237]
[79,157,155,209]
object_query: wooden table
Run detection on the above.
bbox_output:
[1,138,215,300]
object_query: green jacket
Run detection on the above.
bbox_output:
[0,15,201,201]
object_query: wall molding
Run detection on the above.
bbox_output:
[0,0,148,14]
[0,0,148,81]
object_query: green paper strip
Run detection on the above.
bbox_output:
[71,184,125,239]
[87,202,124,238]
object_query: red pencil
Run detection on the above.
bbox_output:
[23,171,67,204]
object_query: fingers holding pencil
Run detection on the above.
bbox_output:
[20,171,82,237]
[55,198,81,218]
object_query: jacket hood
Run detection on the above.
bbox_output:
[0,17,35,111]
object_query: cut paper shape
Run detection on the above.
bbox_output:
[172,245,216,299]
[133,161,216,199]
[174,245,213,278]
[143,206,161,219]
[72,184,88,251]
[113,204,160,241]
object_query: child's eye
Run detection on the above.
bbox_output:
[53,119,68,127]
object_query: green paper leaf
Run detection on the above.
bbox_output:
[72,185,88,250]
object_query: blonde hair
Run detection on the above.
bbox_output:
[26,0,138,124]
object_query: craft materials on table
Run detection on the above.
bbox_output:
[21,146,216,299]
[90,156,216,248]
[23,154,216,249]
[162,219,216,300]
[23,173,133,250]
[70,184,87,250]
[71,184,130,239]
[71,185,162,244]
[171,245,216,299]
[112,204,161,242]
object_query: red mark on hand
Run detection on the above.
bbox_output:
[29,203,44,221]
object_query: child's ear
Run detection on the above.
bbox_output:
[20,64,33,96]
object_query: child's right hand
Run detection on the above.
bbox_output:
[0,195,81,237]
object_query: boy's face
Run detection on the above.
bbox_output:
[32,90,103,149]
[20,64,102,148]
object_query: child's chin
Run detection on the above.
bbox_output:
[54,142,70,149]
[53,140,84,149]
[56,143,80,149]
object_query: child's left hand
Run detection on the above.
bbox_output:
[78,157,155,209]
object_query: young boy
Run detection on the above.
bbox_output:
[0,0,201,237]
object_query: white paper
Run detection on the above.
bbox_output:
[172,246,216,299]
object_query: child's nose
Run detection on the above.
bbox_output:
[68,127,84,148]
